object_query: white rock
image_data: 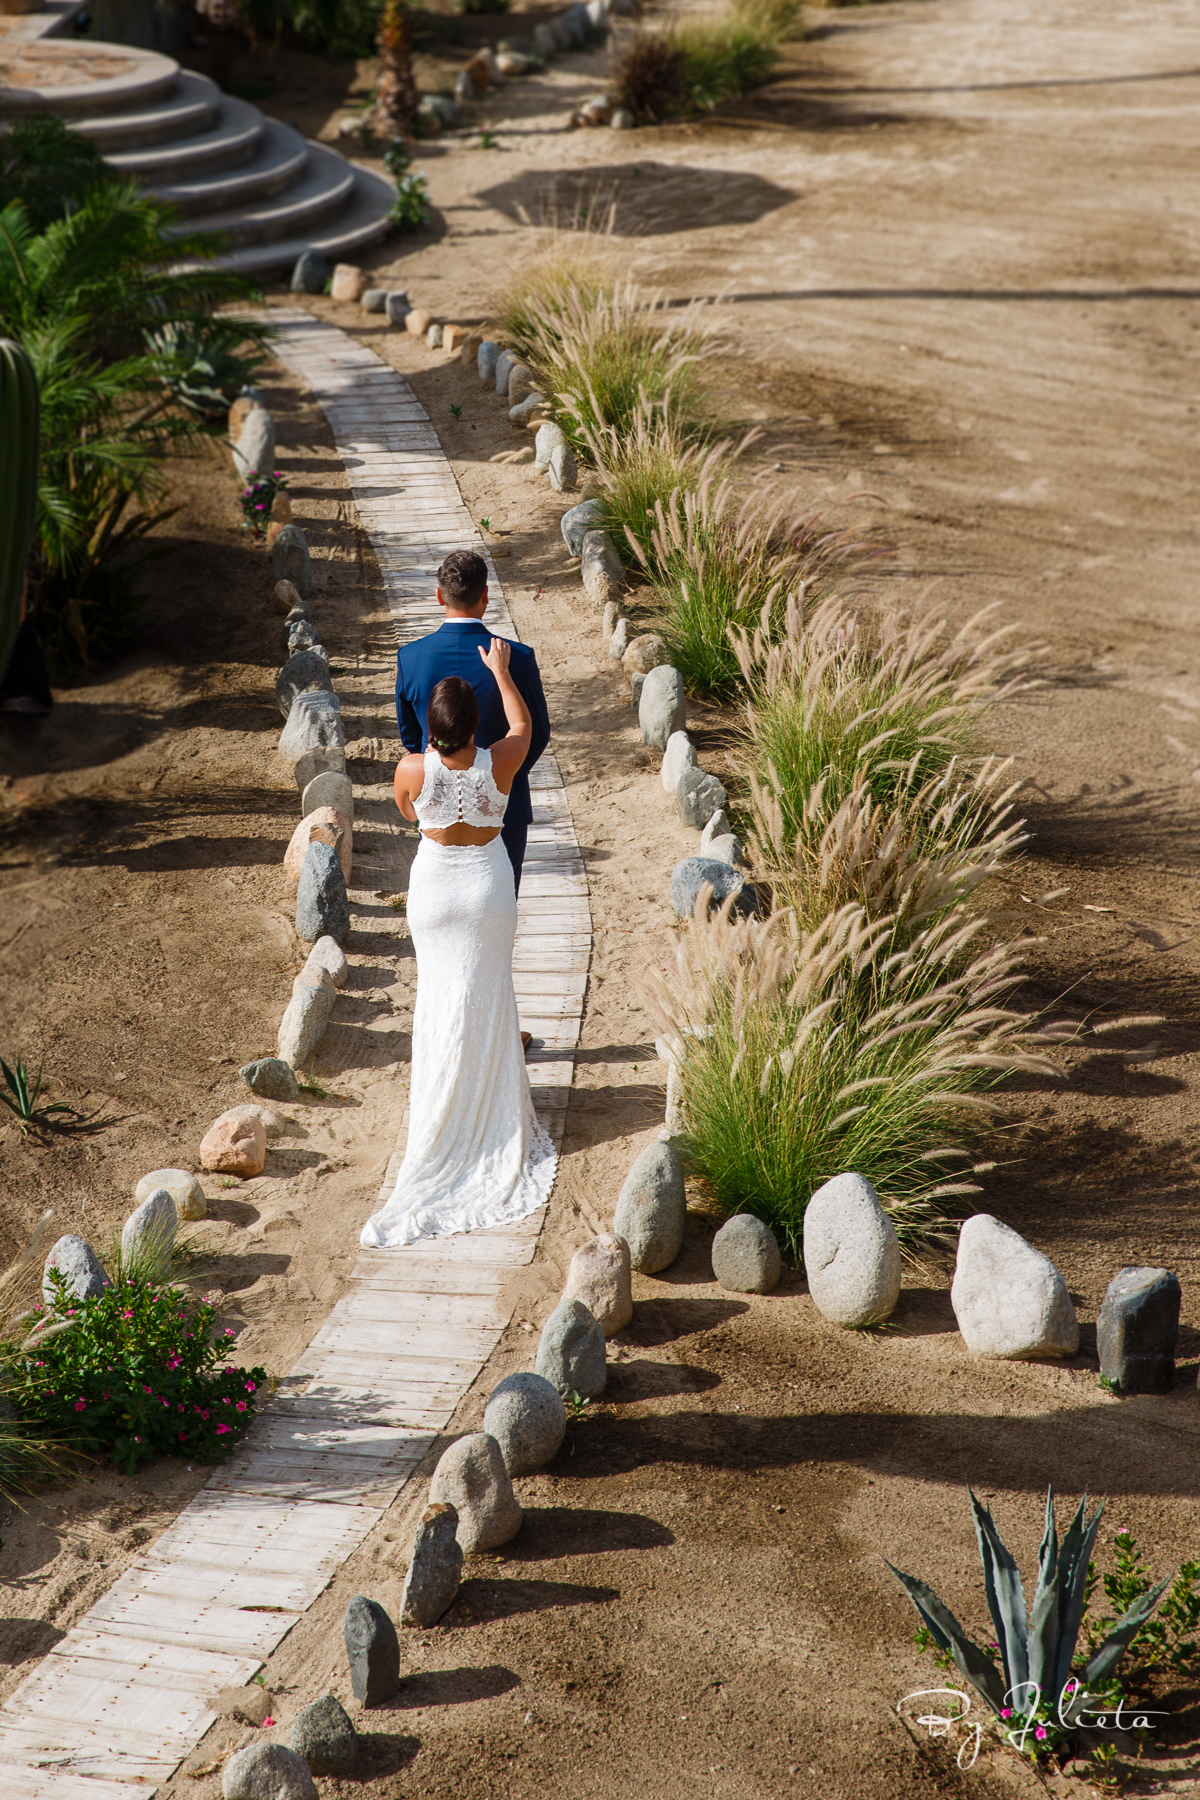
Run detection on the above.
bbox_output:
[548,442,578,491]
[534,419,566,472]
[700,807,731,850]
[608,617,630,662]
[494,348,517,395]
[232,407,274,484]
[951,1213,1080,1359]
[428,1432,522,1551]
[222,1103,287,1141]
[483,1372,565,1474]
[562,1232,632,1338]
[278,983,334,1068]
[304,934,349,989]
[223,1742,317,1800]
[121,1190,177,1278]
[803,1172,901,1327]
[301,769,354,823]
[613,1139,685,1273]
[661,730,697,794]
[134,1168,206,1221]
[580,529,621,609]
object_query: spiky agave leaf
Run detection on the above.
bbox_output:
[1080,1579,1172,1691]
[968,1488,1029,1696]
[1052,1494,1106,1701]
[886,1562,1008,1717]
[1027,1486,1061,1699]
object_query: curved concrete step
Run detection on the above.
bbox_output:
[1,40,178,117]
[149,119,307,216]
[204,165,396,274]
[173,135,359,247]
[74,69,221,150]
[105,94,263,178]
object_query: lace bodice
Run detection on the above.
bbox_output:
[414,746,508,830]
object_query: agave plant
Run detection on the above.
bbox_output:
[889,1489,1171,1728]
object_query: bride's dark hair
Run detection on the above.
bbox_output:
[427,677,479,756]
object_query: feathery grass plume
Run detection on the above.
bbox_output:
[632,448,889,695]
[734,592,1039,853]
[646,893,1062,1262]
[580,391,712,565]
[494,235,614,370]
[0,1212,71,1494]
[749,756,1029,938]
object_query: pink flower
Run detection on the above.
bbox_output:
[1000,1708,1012,1720]
[121,1309,134,1320]
[224,1328,235,1337]
[245,1381,257,1393]
[134,1435,141,1442]
[179,1431,187,1440]
[1035,1726,1047,1741]
[142,1385,152,1394]
[216,1423,231,1435]
[261,1717,275,1729]
[202,1410,210,1421]
[74,1399,86,1412]
[236,1401,247,1413]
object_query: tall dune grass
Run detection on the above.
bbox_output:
[648,895,1063,1262]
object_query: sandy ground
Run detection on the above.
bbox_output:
[5,0,1200,1794]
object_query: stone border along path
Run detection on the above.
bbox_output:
[0,310,591,1797]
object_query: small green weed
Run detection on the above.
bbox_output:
[479,515,492,532]
[0,1055,83,1136]
[389,891,408,911]
[450,403,464,418]
[300,1075,329,1100]
[479,130,499,149]
[567,1390,590,1418]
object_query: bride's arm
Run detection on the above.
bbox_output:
[479,639,531,789]
[394,752,425,821]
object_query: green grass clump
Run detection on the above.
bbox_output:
[615,0,801,125]
[650,895,1058,1264]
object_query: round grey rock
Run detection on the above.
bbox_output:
[224,1743,317,1800]
[803,1172,900,1326]
[279,689,344,790]
[344,1594,400,1705]
[304,933,349,988]
[42,1235,108,1307]
[385,290,411,327]
[277,981,333,1068]
[361,287,387,313]
[240,1057,300,1102]
[484,1371,566,1475]
[705,833,745,867]
[134,1168,205,1221]
[563,1232,633,1337]
[428,1431,522,1552]
[535,1296,607,1399]
[712,1213,782,1294]
[494,347,517,395]
[535,418,567,473]
[301,769,354,823]
[276,648,333,718]
[677,764,728,829]
[290,249,327,295]
[121,1190,177,1278]
[290,1692,358,1775]
[296,840,350,945]
[548,441,578,491]
[671,856,752,920]
[661,729,697,794]
[639,663,685,748]
[400,1502,462,1626]
[286,618,319,656]
[700,806,731,848]
[952,1213,1079,1358]
[613,1139,686,1274]
[271,524,312,599]
[478,339,500,381]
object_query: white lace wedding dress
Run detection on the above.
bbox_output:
[359,746,557,1248]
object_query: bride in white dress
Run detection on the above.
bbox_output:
[360,638,557,1248]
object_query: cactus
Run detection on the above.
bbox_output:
[0,338,40,684]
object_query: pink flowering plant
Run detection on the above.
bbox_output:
[6,1271,267,1476]
[238,471,288,541]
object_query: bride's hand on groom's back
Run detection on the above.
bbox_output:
[479,637,512,679]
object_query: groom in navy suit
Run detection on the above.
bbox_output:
[395,548,551,894]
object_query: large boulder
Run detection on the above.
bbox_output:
[563,1232,633,1337]
[296,841,351,945]
[120,1190,177,1278]
[344,1595,400,1706]
[1096,1266,1181,1394]
[277,982,334,1069]
[951,1214,1079,1359]
[134,1168,205,1222]
[223,1743,317,1800]
[290,1692,357,1774]
[483,1371,566,1474]
[802,1173,900,1325]
[613,1140,686,1273]
[712,1214,781,1294]
[271,524,313,599]
[670,856,750,920]
[284,807,351,884]
[42,1235,108,1306]
[535,1296,606,1399]
[275,649,332,718]
[279,690,345,791]
[232,408,275,485]
[639,664,685,749]
[559,497,606,552]
[428,1432,522,1552]
[200,1109,267,1178]
[677,765,728,829]
[399,1503,462,1627]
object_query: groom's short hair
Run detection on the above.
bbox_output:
[438,549,488,609]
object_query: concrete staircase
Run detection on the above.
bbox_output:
[0,20,393,273]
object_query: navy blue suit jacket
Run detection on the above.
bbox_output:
[394,620,550,828]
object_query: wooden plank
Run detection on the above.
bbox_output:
[307,1319,504,1360]
[85,1585,300,1656]
[48,1630,260,1688]
[322,1290,508,1328]
[0,1770,154,1800]
[7,1666,217,1738]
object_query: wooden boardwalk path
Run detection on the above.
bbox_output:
[0,312,590,1795]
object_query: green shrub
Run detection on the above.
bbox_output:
[649,894,1057,1261]
[615,0,800,124]
[0,116,114,233]
[586,395,710,565]
[7,1273,267,1477]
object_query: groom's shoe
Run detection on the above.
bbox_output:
[521,1031,532,1052]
